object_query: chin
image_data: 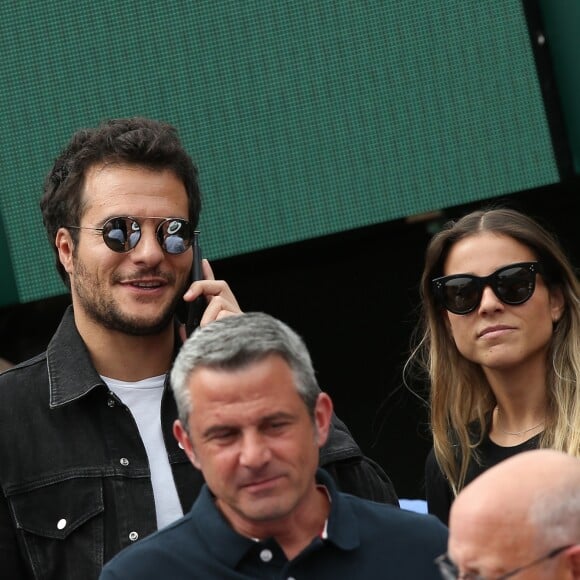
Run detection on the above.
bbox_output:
[126,316,174,336]
[123,299,180,333]
[480,357,527,371]
[238,499,293,523]
[99,309,175,336]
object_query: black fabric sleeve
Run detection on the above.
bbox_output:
[319,413,399,506]
[0,490,28,579]
[322,455,399,506]
[425,447,453,526]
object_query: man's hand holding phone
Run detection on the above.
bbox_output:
[185,259,242,321]
[181,259,242,340]
[181,231,242,340]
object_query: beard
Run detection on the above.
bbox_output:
[72,256,186,336]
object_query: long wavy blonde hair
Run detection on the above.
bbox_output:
[411,208,580,495]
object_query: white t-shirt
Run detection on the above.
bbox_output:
[103,374,184,529]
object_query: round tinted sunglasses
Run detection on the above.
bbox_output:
[66,216,195,255]
[432,262,543,315]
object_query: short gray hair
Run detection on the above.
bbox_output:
[170,313,321,429]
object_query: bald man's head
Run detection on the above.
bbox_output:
[447,450,580,579]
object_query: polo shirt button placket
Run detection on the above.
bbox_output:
[259,549,273,563]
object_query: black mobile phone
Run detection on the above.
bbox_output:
[185,230,207,336]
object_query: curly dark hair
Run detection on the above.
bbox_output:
[40,117,201,285]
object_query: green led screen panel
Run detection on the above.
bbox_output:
[538,0,580,174]
[0,1,558,305]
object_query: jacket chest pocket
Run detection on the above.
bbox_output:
[9,478,104,580]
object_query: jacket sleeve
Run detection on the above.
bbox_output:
[0,490,28,579]
[425,447,453,526]
[319,413,399,506]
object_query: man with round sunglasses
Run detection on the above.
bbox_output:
[439,449,580,579]
[405,207,580,526]
[0,117,397,580]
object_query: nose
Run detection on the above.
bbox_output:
[128,224,165,267]
[239,431,271,469]
[478,284,504,314]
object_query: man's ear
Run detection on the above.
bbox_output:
[567,544,580,578]
[55,227,75,275]
[314,392,333,448]
[173,419,201,470]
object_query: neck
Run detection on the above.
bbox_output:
[221,484,330,561]
[483,359,548,445]
[75,314,176,381]
[493,405,545,437]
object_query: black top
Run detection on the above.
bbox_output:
[425,432,541,525]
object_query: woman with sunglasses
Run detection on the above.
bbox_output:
[409,207,580,525]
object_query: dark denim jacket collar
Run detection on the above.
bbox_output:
[46,306,182,409]
[47,306,106,408]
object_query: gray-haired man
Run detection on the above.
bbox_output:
[100,313,447,580]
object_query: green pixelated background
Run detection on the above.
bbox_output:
[0,1,559,305]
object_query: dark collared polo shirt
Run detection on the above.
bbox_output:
[100,470,447,580]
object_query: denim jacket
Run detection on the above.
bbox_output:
[0,306,397,580]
